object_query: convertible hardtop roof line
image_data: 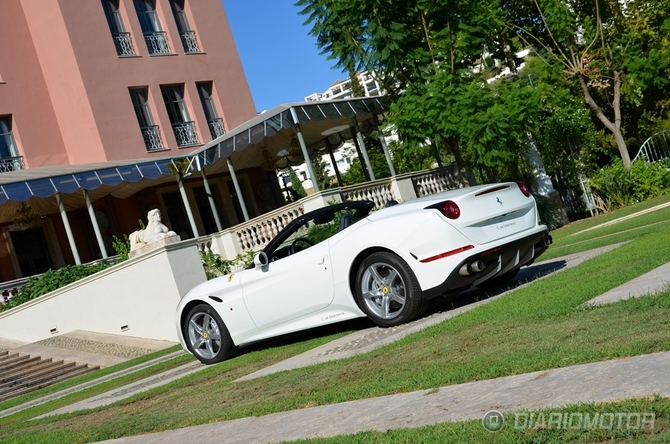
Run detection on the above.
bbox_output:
[262,200,375,254]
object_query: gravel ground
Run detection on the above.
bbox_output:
[33,336,155,359]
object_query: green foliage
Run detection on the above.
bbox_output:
[341,142,391,186]
[589,159,670,211]
[112,234,131,262]
[6,263,111,309]
[311,156,333,190]
[200,250,255,280]
[388,139,437,174]
[297,0,670,204]
[304,209,353,245]
[534,194,563,230]
[112,219,147,263]
[288,168,306,198]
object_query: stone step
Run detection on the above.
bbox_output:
[0,352,99,403]
[0,355,44,376]
[0,365,96,402]
[0,359,65,388]
[0,353,31,367]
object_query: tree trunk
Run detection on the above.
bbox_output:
[577,71,631,169]
[441,136,473,186]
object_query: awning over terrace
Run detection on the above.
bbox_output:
[0,158,176,223]
[0,96,389,219]
[190,96,389,174]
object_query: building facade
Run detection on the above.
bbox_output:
[304,71,382,103]
[0,0,278,281]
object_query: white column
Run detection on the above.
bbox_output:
[201,169,223,232]
[227,157,250,221]
[290,108,320,193]
[351,117,375,181]
[375,118,396,176]
[56,192,81,265]
[83,190,108,259]
[177,173,200,238]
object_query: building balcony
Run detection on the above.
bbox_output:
[143,32,172,55]
[0,156,24,173]
[141,125,165,152]
[172,121,200,147]
[207,118,225,140]
[179,30,201,54]
[112,32,136,56]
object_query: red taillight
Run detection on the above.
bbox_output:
[439,200,461,219]
[517,181,531,197]
[420,245,474,263]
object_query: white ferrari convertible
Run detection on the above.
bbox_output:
[176,181,552,364]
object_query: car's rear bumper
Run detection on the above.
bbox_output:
[423,230,551,299]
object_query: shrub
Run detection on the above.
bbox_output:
[112,234,131,262]
[534,194,563,230]
[5,262,112,309]
[589,159,670,211]
[200,250,255,279]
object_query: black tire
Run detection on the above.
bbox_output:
[477,268,520,289]
[183,303,236,365]
[354,251,425,327]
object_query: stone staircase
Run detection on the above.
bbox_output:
[0,350,99,402]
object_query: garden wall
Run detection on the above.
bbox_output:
[0,239,206,343]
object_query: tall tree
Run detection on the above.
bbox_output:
[512,0,670,169]
[296,0,536,184]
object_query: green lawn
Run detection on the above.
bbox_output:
[2,198,670,443]
[291,396,670,443]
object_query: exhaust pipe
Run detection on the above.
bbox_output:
[459,263,473,276]
[459,260,486,276]
[471,260,485,273]
[542,234,553,248]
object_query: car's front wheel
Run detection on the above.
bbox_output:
[183,304,236,365]
[355,251,425,327]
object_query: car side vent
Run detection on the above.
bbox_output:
[209,296,223,303]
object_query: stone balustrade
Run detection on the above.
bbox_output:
[411,165,463,197]
[200,165,463,260]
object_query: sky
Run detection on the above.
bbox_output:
[221,0,345,113]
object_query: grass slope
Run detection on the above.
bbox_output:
[2,198,670,443]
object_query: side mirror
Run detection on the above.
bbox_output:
[254,251,269,269]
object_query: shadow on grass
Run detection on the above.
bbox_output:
[233,258,570,361]
[426,259,568,315]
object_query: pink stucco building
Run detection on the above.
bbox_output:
[0,0,276,281]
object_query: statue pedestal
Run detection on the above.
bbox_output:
[129,235,181,259]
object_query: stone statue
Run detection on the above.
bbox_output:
[129,209,179,252]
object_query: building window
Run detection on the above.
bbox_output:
[196,82,224,140]
[133,0,172,55]
[161,85,199,147]
[101,0,136,56]
[0,116,24,172]
[129,88,164,152]
[170,0,200,53]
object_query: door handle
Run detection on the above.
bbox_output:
[318,256,326,265]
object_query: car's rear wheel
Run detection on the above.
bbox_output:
[183,304,236,365]
[355,252,425,327]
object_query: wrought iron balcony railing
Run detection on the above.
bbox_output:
[112,32,136,56]
[141,125,165,152]
[172,121,200,147]
[207,118,225,140]
[0,156,25,173]
[179,30,201,54]
[143,32,172,55]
